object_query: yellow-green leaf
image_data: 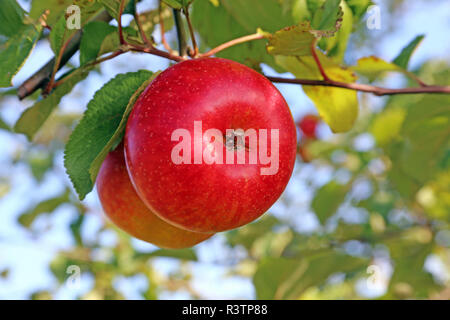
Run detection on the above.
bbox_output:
[266,22,315,56]
[276,52,358,132]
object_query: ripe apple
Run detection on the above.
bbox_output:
[298,114,320,139]
[125,58,297,233]
[96,144,213,249]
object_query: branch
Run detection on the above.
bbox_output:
[17,11,112,100]
[199,33,264,58]
[172,9,188,57]
[266,76,450,96]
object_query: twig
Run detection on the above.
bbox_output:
[159,1,173,53]
[134,10,151,46]
[52,49,127,89]
[118,0,127,45]
[172,9,188,57]
[44,34,75,94]
[17,11,112,100]
[310,39,330,82]
[199,33,264,58]
[183,7,198,57]
[129,45,186,62]
[266,76,450,96]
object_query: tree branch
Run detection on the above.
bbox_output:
[17,10,112,100]
[199,33,264,58]
[266,76,450,96]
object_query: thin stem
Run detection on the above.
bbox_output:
[183,7,198,57]
[118,0,126,45]
[45,34,74,94]
[52,50,127,89]
[129,44,186,62]
[134,10,151,46]
[173,9,188,57]
[266,76,450,96]
[159,1,173,53]
[310,39,330,82]
[199,33,264,58]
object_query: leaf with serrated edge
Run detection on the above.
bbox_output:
[310,0,343,38]
[89,71,160,184]
[266,23,315,56]
[64,70,154,200]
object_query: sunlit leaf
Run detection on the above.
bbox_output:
[0,23,42,87]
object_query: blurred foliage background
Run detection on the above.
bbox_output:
[0,0,449,299]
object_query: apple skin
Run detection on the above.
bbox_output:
[96,144,213,249]
[125,58,297,233]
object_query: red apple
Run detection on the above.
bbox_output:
[97,144,213,249]
[125,58,297,233]
[298,114,320,139]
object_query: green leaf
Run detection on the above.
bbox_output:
[351,56,402,81]
[323,0,353,61]
[0,23,42,87]
[276,53,358,132]
[49,16,68,55]
[312,181,348,224]
[49,1,105,57]
[29,0,73,27]
[14,68,91,140]
[99,0,132,18]
[64,70,154,200]
[162,0,194,9]
[370,107,406,146]
[254,252,367,299]
[192,0,296,70]
[311,0,343,37]
[18,189,71,228]
[0,0,25,37]
[383,233,440,299]
[89,72,158,184]
[266,22,316,56]
[79,21,117,65]
[393,34,425,70]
